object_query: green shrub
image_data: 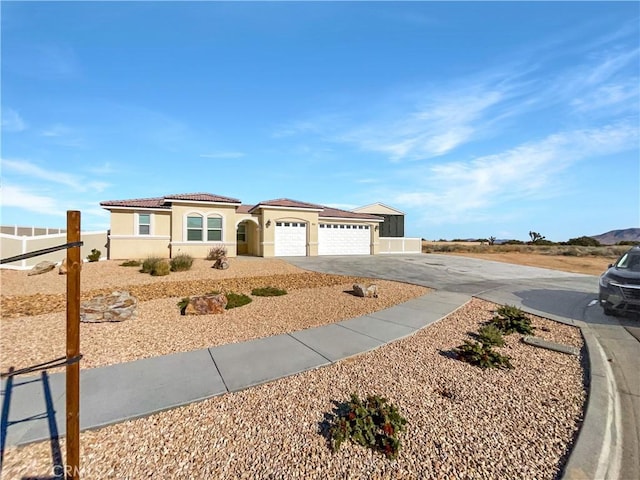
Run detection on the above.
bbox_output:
[454,340,513,370]
[477,324,505,347]
[328,393,407,459]
[490,305,534,335]
[251,286,287,297]
[225,292,252,309]
[87,249,101,262]
[120,259,141,267]
[170,253,194,272]
[562,248,580,257]
[141,256,163,273]
[150,260,170,276]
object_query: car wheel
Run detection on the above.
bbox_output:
[603,305,618,316]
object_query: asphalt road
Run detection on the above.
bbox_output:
[285,253,640,480]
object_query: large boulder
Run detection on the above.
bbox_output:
[81,291,137,323]
[28,261,56,276]
[352,283,379,298]
[183,293,228,315]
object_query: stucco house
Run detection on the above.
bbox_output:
[100,193,396,259]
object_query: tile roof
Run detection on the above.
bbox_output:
[99,197,169,209]
[163,193,241,204]
[101,193,241,209]
[236,204,253,214]
[249,198,325,212]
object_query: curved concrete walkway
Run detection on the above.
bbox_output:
[0,290,469,448]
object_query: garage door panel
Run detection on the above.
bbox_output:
[275,222,307,256]
[318,224,370,255]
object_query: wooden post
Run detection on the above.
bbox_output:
[66,211,81,480]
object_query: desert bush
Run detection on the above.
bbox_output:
[225,292,252,309]
[568,236,601,247]
[328,393,407,459]
[206,246,228,261]
[87,249,101,262]
[562,248,581,257]
[150,260,170,276]
[490,305,534,335]
[251,286,287,297]
[120,259,141,267]
[141,256,163,273]
[477,324,505,347]
[170,253,194,272]
[454,340,513,370]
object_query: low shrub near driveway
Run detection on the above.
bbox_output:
[251,286,287,297]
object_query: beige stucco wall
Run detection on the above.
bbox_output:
[378,237,421,254]
[108,209,172,259]
[169,203,239,258]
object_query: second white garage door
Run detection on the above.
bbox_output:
[318,224,371,255]
[274,222,307,256]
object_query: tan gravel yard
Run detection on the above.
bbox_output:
[1,259,429,371]
[2,298,586,479]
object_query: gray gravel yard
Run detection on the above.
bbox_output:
[0,259,586,479]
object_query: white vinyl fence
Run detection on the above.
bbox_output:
[1,227,109,270]
[378,237,422,254]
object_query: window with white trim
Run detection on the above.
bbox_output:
[187,215,203,241]
[186,214,224,242]
[138,213,151,235]
[207,216,222,241]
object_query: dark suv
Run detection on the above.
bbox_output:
[599,246,640,316]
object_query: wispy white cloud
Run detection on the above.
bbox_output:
[392,122,639,225]
[199,152,245,159]
[2,158,110,192]
[1,108,27,132]
[0,184,65,216]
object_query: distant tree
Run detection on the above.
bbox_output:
[488,236,497,246]
[617,241,640,246]
[528,231,546,244]
[567,236,601,247]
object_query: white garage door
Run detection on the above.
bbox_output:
[318,224,371,255]
[274,222,307,256]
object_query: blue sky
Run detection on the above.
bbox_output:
[1,1,638,241]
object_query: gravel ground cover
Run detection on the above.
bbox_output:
[1,259,428,372]
[1,298,586,480]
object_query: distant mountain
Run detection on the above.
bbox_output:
[591,228,640,245]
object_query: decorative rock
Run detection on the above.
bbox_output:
[59,258,67,275]
[28,261,57,276]
[183,293,228,315]
[81,291,138,323]
[213,258,229,270]
[353,283,379,298]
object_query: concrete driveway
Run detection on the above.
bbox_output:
[285,253,640,480]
